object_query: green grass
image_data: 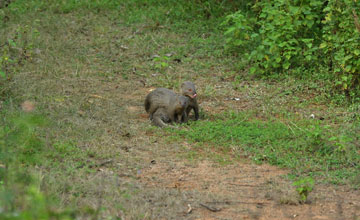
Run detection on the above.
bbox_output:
[173,112,360,186]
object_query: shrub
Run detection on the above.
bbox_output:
[223,0,360,101]
[321,0,360,99]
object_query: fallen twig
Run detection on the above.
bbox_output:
[77,159,114,169]
[94,159,113,167]
[352,9,360,33]
[200,203,222,212]
[187,204,192,214]
[89,94,105,99]
[228,183,263,187]
[207,201,270,205]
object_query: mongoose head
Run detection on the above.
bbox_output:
[178,95,189,109]
[181,81,197,99]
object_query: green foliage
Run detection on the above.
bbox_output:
[3,114,46,165]
[0,110,75,219]
[223,0,360,101]
[0,24,39,97]
[173,112,360,184]
[223,0,324,74]
[293,177,314,203]
[322,0,360,99]
[1,0,123,14]
[153,55,170,70]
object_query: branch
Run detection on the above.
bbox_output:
[352,9,360,33]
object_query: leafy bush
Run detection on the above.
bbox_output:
[321,0,360,98]
[223,0,324,73]
[0,111,74,220]
[223,0,360,101]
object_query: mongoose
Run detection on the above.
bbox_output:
[144,88,189,126]
[181,81,199,120]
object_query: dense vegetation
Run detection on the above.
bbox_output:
[223,0,360,102]
[0,0,359,219]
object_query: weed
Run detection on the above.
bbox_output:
[293,177,314,204]
[153,55,170,70]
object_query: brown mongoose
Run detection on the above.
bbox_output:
[144,88,189,125]
[181,81,199,120]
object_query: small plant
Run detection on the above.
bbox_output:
[151,55,178,88]
[153,55,170,71]
[329,135,353,153]
[293,177,314,204]
[304,124,331,155]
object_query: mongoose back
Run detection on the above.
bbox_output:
[181,81,199,120]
